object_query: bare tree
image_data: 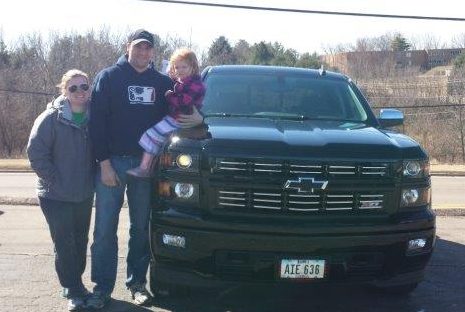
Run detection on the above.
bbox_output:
[409,34,446,50]
[451,33,465,48]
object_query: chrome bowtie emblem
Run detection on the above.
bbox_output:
[284,177,328,193]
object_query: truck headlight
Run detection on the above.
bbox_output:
[158,181,199,204]
[402,189,419,205]
[160,152,199,172]
[176,154,193,169]
[403,160,430,178]
[174,183,194,199]
[401,187,431,208]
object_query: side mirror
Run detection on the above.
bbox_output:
[378,109,404,127]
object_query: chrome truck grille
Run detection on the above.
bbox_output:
[217,189,385,212]
[211,158,393,213]
[214,159,390,177]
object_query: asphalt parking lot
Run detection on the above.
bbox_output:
[0,205,464,312]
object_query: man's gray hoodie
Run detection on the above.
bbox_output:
[27,95,95,202]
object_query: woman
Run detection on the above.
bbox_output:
[27,69,94,311]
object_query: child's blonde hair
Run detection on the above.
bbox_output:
[168,48,200,78]
[56,69,89,95]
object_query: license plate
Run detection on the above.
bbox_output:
[280,259,325,279]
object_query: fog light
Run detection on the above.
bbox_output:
[174,183,194,199]
[402,189,419,205]
[162,234,186,248]
[407,238,427,255]
[176,154,192,169]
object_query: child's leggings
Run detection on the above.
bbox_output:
[139,115,179,155]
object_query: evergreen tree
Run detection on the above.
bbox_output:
[391,34,411,51]
[233,39,251,64]
[454,52,465,68]
[296,52,322,69]
[207,36,235,65]
[250,41,274,65]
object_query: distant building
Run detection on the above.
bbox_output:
[357,65,458,105]
[322,48,464,74]
[426,49,463,68]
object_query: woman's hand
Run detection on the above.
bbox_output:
[100,159,120,187]
[165,90,173,97]
[177,106,204,128]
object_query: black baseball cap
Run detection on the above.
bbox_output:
[128,29,154,47]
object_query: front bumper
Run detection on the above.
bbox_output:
[150,221,435,289]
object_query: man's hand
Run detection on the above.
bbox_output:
[177,106,204,128]
[100,159,120,187]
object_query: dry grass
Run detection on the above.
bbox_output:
[430,164,465,173]
[1,159,464,173]
[0,159,31,170]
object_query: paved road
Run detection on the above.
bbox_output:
[431,176,465,207]
[0,205,464,312]
[0,172,36,198]
[1,172,464,208]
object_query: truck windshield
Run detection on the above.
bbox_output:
[202,73,369,122]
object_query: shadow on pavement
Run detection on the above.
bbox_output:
[97,298,153,312]
[0,210,3,216]
[145,236,465,312]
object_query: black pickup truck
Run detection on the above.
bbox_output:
[149,65,435,295]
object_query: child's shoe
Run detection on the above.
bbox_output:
[127,166,152,178]
[127,152,156,178]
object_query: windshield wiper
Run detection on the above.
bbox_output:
[204,113,309,120]
[204,113,256,118]
[308,117,366,123]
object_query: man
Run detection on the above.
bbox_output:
[87,29,202,309]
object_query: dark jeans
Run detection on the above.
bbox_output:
[91,156,152,295]
[39,196,93,298]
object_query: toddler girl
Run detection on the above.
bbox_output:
[127,48,206,177]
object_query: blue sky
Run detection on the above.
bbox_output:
[1,0,464,53]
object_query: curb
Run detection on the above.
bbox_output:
[0,197,129,208]
[434,209,465,216]
[431,172,465,177]
[1,196,464,216]
[0,197,39,206]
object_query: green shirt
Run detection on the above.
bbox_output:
[72,112,86,125]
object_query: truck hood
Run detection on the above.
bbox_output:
[197,117,424,160]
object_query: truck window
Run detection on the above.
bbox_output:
[203,73,368,122]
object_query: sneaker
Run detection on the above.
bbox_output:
[126,167,153,178]
[62,284,90,299]
[129,283,152,306]
[85,290,111,310]
[67,297,86,311]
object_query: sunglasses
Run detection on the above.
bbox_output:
[68,84,89,93]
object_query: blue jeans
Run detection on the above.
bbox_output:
[90,156,152,294]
